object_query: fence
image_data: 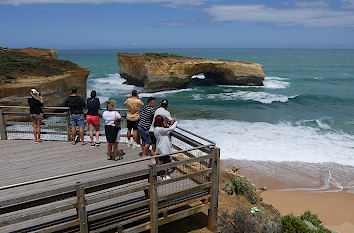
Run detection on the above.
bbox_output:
[0,106,220,233]
[0,106,128,142]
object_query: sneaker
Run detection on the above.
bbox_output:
[95,142,100,147]
[163,175,171,180]
[91,143,95,147]
[131,142,139,149]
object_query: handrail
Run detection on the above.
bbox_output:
[176,126,216,145]
[0,106,128,112]
[0,144,214,191]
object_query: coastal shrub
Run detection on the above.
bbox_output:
[281,212,331,233]
[232,177,259,204]
[219,204,282,233]
[222,180,235,195]
[143,52,181,58]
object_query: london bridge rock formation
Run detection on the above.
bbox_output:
[0,47,90,107]
[118,53,265,92]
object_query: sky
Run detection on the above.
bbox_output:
[1,0,354,49]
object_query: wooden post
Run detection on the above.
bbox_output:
[66,112,71,141]
[208,147,220,232]
[0,108,7,140]
[76,182,89,233]
[149,164,158,233]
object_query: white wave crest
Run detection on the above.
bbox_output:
[193,91,297,104]
[263,76,290,89]
[138,88,194,98]
[179,119,354,166]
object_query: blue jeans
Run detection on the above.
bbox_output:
[137,125,151,144]
[70,114,84,128]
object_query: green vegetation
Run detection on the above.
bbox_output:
[222,177,259,204]
[281,211,331,233]
[143,52,182,58]
[0,47,77,84]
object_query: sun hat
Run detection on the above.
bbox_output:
[30,89,41,100]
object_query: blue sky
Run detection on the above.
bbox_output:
[1,0,354,49]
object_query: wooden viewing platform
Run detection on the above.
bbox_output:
[0,106,220,233]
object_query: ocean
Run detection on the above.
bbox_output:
[58,48,354,168]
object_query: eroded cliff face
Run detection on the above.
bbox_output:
[118,53,265,92]
[0,47,89,107]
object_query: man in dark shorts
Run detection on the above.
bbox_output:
[124,90,144,148]
[64,87,86,145]
[137,97,155,157]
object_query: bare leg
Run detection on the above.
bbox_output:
[127,128,132,141]
[94,124,100,143]
[88,124,94,144]
[151,143,156,155]
[36,120,41,140]
[133,129,138,143]
[32,121,38,141]
[71,127,76,144]
[113,142,119,160]
[143,143,150,158]
[107,143,112,159]
[79,127,85,144]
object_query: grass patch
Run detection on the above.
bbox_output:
[222,177,259,204]
[143,52,182,58]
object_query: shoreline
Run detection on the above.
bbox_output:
[221,159,354,233]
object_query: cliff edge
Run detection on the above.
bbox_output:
[0,47,90,107]
[118,53,265,92]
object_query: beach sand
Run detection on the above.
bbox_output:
[221,159,354,233]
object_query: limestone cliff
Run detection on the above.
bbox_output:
[118,53,265,92]
[0,47,89,107]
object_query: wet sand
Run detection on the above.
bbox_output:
[221,159,354,233]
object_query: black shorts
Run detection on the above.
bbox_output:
[105,125,119,143]
[127,120,138,130]
[149,132,157,144]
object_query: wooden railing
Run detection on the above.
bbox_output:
[0,106,220,233]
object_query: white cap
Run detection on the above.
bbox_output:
[30,89,39,95]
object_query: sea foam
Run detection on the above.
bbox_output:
[179,119,354,166]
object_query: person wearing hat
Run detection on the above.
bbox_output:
[124,90,144,148]
[149,99,175,154]
[28,88,44,144]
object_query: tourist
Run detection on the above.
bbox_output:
[149,99,175,151]
[102,100,123,161]
[64,87,86,145]
[137,97,156,158]
[124,90,144,148]
[153,115,178,180]
[86,90,101,147]
[28,88,43,144]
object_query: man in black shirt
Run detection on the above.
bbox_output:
[137,97,155,157]
[64,88,86,145]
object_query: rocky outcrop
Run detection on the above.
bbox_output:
[0,47,89,107]
[13,48,58,59]
[118,53,265,92]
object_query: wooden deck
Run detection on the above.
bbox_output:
[0,140,216,233]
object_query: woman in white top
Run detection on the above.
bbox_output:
[102,100,123,161]
[153,115,178,179]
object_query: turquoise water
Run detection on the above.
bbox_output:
[58,49,354,165]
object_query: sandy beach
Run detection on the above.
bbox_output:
[221,159,354,233]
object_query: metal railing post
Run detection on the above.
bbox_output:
[149,164,158,233]
[0,108,7,140]
[208,147,220,232]
[76,182,89,233]
[66,112,71,141]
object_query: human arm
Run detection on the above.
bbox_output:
[159,121,178,134]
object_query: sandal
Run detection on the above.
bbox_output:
[115,156,123,161]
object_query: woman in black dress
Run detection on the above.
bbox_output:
[28,89,43,144]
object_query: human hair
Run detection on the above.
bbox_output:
[160,99,168,108]
[106,100,116,111]
[132,90,138,97]
[90,90,96,98]
[154,115,169,128]
[147,97,155,104]
[71,87,77,94]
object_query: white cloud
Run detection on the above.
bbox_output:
[295,1,329,8]
[204,4,354,27]
[0,0,209,6]
[342,0,354,8]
